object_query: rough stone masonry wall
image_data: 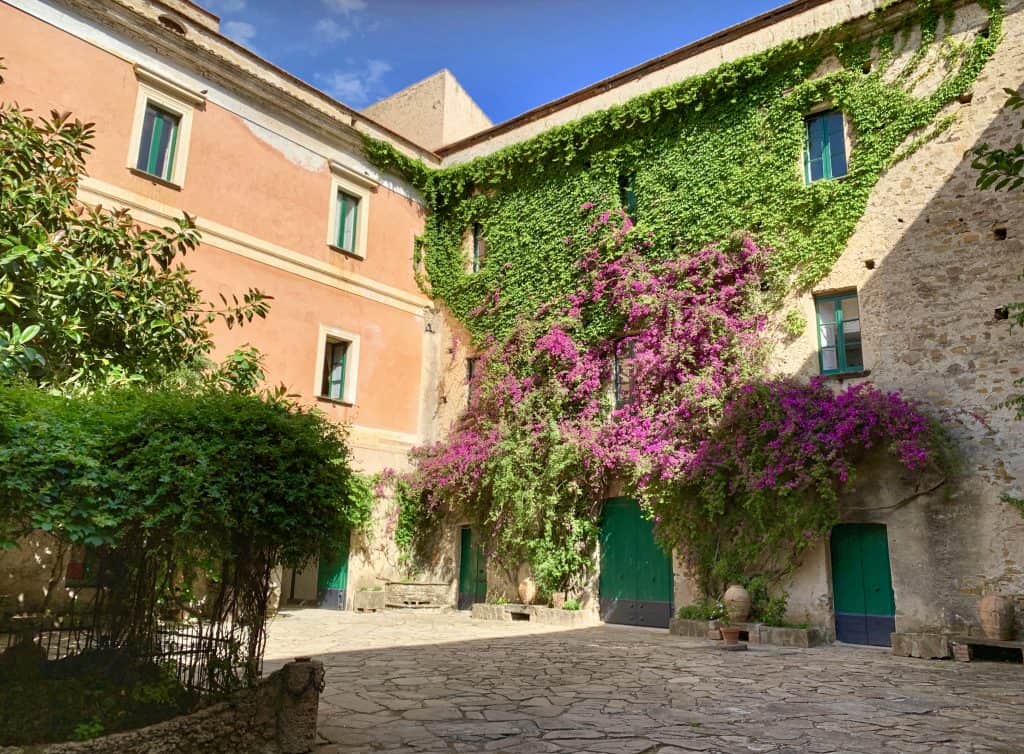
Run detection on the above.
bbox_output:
[426,0,1024,633]
[0,659,324,754]
[762,0,1024,635]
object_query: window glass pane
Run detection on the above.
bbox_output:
[472,224,485,272]
[816,298,836,325]
[819,322,837,349]
[827,112,848,177]
[844,339,863,370]
[821,346,838,372]
[338,192,358,251]
[840,294,859,321]
[138,105,179,180]
[324,341,347,399]
[136,107,157,172]
[806,115,826,182]
[614,341,636,408]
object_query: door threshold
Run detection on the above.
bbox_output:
[832,641,890,651]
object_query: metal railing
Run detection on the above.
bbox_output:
[0,613,260,693]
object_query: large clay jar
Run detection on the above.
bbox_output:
[723,584,752,623]
[517,563,537,605]
[979,595,1015,640]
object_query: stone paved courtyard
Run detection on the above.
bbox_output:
[264,610,1023,753]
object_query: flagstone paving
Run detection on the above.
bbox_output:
[264,610,1023,753]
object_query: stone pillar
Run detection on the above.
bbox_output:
[276,658,324,754]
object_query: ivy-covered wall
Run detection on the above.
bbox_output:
[366,0,1003,340]
[366,0,1024,632]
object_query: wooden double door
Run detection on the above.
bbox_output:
[599,498,673,628]
[830,523,896,646]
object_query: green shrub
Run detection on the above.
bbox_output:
[676,600,723,621]
[0,385,372,662]
[562,598,580,611]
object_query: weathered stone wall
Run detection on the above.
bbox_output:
[0,535,92,616]
[764,0,1024,635]
[435,0,1024,638]
[0,659,324,754]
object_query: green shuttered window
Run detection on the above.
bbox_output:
[321,340,349,401]
[136,103,180,181]
[613,341,635,409]
[815,291,863,375]
[618,172,637,217]
[471,223,485,273]
[804,110,848,183]
[336,191,360,253]
[466,357,478,406]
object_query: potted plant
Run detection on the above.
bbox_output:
[719,611,742,646]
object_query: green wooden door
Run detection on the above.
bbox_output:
[599,498,673,627]
[457,526,486,610]
[317,530,350,610]
[831,523,896,646]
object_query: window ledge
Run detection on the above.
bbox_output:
[128,167,182,191]
[821,369,871,382]
[328,244,365,260]
[316,395,354,408]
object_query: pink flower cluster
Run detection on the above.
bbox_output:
[392,204,942,540]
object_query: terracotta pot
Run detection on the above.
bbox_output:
[720,626,741,646]
[551,592,566,609]
[723,584,752,623]
[979,595,1015,640]
[517,563,537,605]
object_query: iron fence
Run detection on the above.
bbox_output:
[0,613,261,693]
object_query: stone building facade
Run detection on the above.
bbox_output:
[1,0,1022,652]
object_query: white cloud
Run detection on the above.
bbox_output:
[208,0,247,12]
[321,0,367,15]
[319,59,392,106]
[223,20,256,45]
[314,17,352,43]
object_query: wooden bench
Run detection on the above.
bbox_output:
[950,636,1024,663]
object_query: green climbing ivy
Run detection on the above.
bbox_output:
[364,0,1004,340]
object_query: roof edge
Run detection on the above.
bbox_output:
[436,0,861,157]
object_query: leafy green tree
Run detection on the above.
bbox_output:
[0,62,269,388]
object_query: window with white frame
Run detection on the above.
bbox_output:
[316,327,360,404]
[327,162,373,258]
[127,66,202,187]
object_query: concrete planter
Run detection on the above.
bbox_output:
[353,589,385,612]
[670,618,825,648]
[471,603,599,627]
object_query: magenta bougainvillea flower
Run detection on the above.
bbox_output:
[385,206,948,593]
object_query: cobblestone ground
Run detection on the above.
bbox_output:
[264,610,1023,754]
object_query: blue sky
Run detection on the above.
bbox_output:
[204,0,784,125]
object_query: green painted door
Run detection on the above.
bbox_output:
[457,526,486,610]
[317,530,350,610]
[831,523,896,646]
[599,498,673,627]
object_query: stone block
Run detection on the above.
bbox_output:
[668,618,713,639]
[755,625,826,648]
[891,632,952,659]
[470,603,509,621]
[352,589,385,612]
